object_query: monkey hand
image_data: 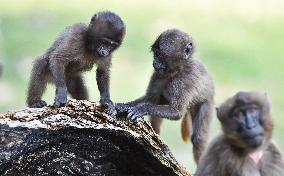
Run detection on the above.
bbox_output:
[30,100,47,108]
[115,103,129,113]
[53,87,67,108]
[127,105,146,123]
[100,97,117,117]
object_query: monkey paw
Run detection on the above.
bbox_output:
[53,96,67,108]
[30,100,47,108]
[100,98,117,117]
[127,107,145,123]
[115,103,129,113]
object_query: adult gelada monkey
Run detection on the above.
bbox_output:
[195,91,284,176]
[116,29,215,163]
[27,11,125,116]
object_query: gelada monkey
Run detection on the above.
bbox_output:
[195,91,284,176]
[27,11,125,116]
[116,29,214,163]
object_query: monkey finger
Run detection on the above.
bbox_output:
[131,114,143,123]
[129,111,141,120]
[107,107,117,117]
[30,100,47,108]
[127,111,135,119]
[53,100,66,108]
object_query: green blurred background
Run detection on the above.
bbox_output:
[0,0,283,172]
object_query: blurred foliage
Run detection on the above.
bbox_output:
[0,0,284,172]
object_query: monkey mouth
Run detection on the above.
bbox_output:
[247,135,264,148]
[243,133,264,148]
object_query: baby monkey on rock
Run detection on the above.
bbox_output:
[27,11,125,116]
[116,29,215,163]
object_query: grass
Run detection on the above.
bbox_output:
[0,0,284,172]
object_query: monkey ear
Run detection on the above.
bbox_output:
[216,107,222,121]
[91,14,97,22]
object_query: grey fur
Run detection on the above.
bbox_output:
[195,92,284,176]
[27,12,125,115]
[116,29,215,163]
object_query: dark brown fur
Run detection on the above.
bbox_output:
[26,11,125,115]
[116,29,215,163]
[195,91,284,176]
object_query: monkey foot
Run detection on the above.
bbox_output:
[53,100,67,108]
[30,100,47,108]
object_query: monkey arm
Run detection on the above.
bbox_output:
[96,61,116,116]
[115,96,149,113]
[96,67,110,99]
[126,79,189,122]
[50,58,68,107]
[127,103,183,122]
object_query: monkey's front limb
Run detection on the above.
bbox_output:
[50,59,67,108]
[115,96,148,113]
[127,103,183,122]
[96,67,117,116]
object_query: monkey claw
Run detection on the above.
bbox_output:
[0,99,190,176]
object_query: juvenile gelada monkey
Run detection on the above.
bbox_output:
[116,29,215,163]
[195,91,284,176]
[27,11,125,116]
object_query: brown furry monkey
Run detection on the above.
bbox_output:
[26,11,125,116]
[195,91,284,176]
[116,29,215,163]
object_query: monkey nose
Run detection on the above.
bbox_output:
[99,49,109,57]
[153,60,162,69]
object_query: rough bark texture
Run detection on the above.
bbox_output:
[0,99,190,176]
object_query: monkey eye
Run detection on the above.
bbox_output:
[234,111,244,118]
[91,14,97,22]
[247,108,258,117]
[102,38,119,47]
[185,43,193,54]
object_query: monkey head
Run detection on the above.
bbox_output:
[86,11,125,58]
[151,29,194,74]
[217,91,273,151]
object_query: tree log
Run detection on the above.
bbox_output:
[0,99,190,176]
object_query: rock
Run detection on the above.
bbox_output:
[0,99,190,176]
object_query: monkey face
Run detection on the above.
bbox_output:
[151,29,194,74]
[217,91,273,151]
[230,104,265,149]
[86,11,125,58]
[94,37,121,57]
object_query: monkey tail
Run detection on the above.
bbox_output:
[181,113,192,143]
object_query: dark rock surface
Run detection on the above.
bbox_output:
[0,100,190,176]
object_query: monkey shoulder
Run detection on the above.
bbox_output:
[61,23,88,39]
[190,59,213,83]
[202,135,230,159]
[182,59,214,102]
[48,23,88,62]
[195,135,229,175]
[260,141,284,173]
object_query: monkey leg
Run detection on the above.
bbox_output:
[191,101,213,164]
[150,116,163,134]
[66,74,89,100]
[26,57,49,108]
